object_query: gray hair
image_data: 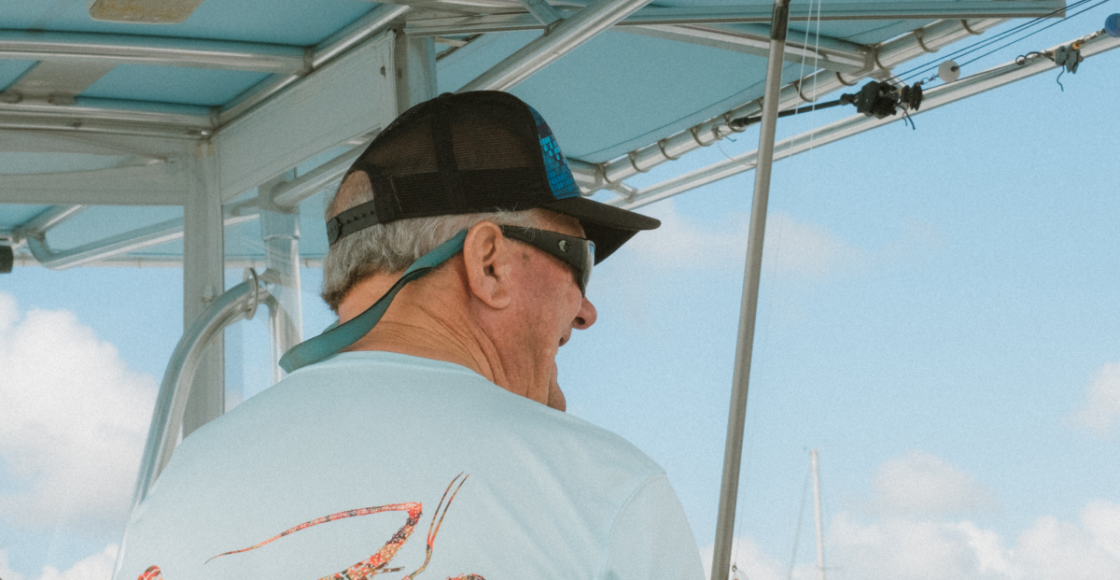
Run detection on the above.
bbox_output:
[321,174,541,311]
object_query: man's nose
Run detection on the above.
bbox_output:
[573,296,597,329]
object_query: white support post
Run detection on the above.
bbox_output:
[711,0,789,578]
[394,30,437,114]
[182,143,225,438]
[260,172,303,385]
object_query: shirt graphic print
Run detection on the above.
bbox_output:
[136,473,485,580]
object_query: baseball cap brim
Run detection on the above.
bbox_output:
[539,196,660,264]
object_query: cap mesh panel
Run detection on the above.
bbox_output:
[452,110,539,172]
[370,120,439,175]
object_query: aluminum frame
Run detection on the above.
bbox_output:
[575,17,1009,191]
[0,30,309,74]
[0,2,1064,137]
[218,3,410,124]
[12,204,87,238]
[7,142,358,270]
[7,253,325,269]
[23,210,257,270]
[614,29,1120,209]
[519,0,564,25]
[404,1,1065,36]
[181,153,226,438]
[270,146,363,209]
[258,178,303,385]
[458,0,655,92]
[0,4,409,135]
[620,23,870,73]
[0,158,192,206]
[0,99,214,134]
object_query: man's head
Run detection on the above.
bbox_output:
[288,92,658,408]
[322,91,658,290]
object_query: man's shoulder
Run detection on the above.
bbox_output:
[319,352,664,477]
[190,351,661,476]
[502,396,664,476]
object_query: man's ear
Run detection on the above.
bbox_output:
[462,221,512,309]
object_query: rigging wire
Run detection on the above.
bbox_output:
[951,0,1115,69]
[727,0,826,575]
[893,0,1089,80]
[897,0,1110,82]
[779,14,827,580]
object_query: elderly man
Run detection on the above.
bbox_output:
[113,92,704,580]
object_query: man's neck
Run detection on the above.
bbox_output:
[337,272,506,387]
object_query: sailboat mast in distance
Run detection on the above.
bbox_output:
[811,449,826,580]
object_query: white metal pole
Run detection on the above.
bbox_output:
[458,0,653,92]
[710,0,789,577]
[182,149,225,438]
[393,30,437,115]
[812,449,826,580]
[260,174,303,385]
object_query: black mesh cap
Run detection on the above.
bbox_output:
[326,91,659,263]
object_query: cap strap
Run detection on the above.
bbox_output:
[279,229,468,372]
[327,198,381,245]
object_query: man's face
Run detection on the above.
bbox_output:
[502,211,597,411]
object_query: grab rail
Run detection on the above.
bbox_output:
[129,272,274,512]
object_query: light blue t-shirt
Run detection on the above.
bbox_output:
[114,352,704,580]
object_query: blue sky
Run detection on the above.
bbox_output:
[3,7,1120,580]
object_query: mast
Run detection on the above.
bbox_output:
[811,449,825,580]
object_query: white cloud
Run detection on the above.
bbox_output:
[872,450,999,516]
[684,492,1120,580]
[0,292,156,534]
[803,453,1120,580]
[0,544,118,580]
[590,202,869,330]
[624,201,748,270]
[1,547,20,580]
[877,219,945,264]
[1081,500,1120,560]
[1017,502,1120,580]
[828,513,1016,580]
[699,536,815,580]
[1071,362,1120,436]
[824,501,1120,580]
[764,213,863,280]
[625,201,861,279]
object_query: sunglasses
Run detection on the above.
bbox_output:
[499,226,595,295]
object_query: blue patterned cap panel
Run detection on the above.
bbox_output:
[529,107,581,200]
